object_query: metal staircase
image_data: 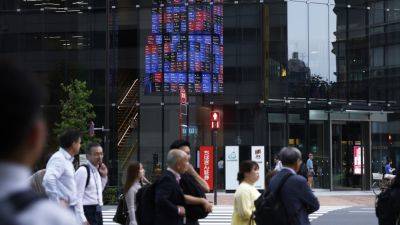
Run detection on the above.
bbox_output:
[117,78,139,180]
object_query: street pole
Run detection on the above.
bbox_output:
[213,129,218,205]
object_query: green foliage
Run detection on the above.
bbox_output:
[55,79,99,151]
[103,186,118,205]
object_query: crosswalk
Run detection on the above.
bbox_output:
[102,205,349,225]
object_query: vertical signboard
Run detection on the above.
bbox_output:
[200,146,214,190]
[251,146,265,189]
[225,146,239,191]
[353,146,364,175]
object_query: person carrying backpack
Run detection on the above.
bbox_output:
[232,160,261,225]
[0,60,77,225]
[261,147,319,225]
[376,170,400,225]
[75,143,108,225]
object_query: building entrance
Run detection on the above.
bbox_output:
[332,121,370,190]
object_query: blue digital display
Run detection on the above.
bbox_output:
[145,0,223,94]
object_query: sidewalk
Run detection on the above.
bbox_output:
[205,190,375,207]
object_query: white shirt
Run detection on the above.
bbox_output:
[43,148,77,206]
[125,181,141,225]
[0,162,78,225]
[274,160,283,171]
[75,162,108,223]
[167,167,181,183]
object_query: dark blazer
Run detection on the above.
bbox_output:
[269,168,320,225]
[155,170,186,225]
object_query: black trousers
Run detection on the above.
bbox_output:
[84,205,103,225]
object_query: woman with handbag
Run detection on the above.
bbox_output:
[124,162,145,225]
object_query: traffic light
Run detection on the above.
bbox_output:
[210,111,220,130]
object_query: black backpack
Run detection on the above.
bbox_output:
[135,182,158,225]
[81,164,91,188]
[376,188,400,225]
[253,173,293,225]
[0,190,46,225]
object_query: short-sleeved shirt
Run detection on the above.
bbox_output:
[307,159,314,170]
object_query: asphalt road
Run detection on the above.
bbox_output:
[312,206,378,225]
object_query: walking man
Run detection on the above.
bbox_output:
[43,129,82,212]
[155,150,188,225]
[75,143,108,225]
[170,140,213,225]
[0,60,77,225]
[269,147,319,225]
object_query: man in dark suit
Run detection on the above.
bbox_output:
[269,147,320,225]
[155,149,188,225]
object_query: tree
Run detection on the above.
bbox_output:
[55,79,99,152]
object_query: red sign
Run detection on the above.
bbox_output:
[353,146,364,175]
[199,146,214,190]
[210,111,220,129]
[180,88,187,105]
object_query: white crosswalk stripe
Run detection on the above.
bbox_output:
[102,205,349,225]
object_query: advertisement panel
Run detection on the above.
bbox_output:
[225,146,239,191]
[353,146,365,175]
[251,146,265,189]
[199,146,214,189]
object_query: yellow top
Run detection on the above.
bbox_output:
[231,182,261,225]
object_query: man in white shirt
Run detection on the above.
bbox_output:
[75,143,108,225]
[43,129,82,211]
[0,60,77,225]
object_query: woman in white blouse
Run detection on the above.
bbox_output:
[124,162,145,225]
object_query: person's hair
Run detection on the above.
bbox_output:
[86,142,102,155]
[237,160,259,184]
[59,129,82,149]
[0,60,46,158]
[167,149,187,167]
[279,147,302,166]
[124,162,141,193]
[169,140,191,150]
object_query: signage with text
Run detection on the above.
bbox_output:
[200,146,214,190]
[251,146,265,189]
[225,146,239,191]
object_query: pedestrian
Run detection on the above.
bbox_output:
[269,147,319,225]
[124,162,145,225]
[273,154,282,171]
[218,157,225,189]
[43,129,82,212]
[154,150,188,225]
[0,60,77,225]
[384,158,396,180]
[232,160,261,225]
[307,153,315,188]
[376,170,400,225]
[75,143,108,225]
[170,140,213,225]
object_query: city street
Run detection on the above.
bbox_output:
[102,191,379,225]
[312,207,378,225]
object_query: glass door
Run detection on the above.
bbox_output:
[332,121,370,190]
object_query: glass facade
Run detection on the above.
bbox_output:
[1,0,400,190]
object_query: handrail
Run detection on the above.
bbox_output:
[117,112,139,147]
[118,104,138,136]
[119,79,138,106]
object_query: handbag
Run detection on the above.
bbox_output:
[113,194,129,224]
